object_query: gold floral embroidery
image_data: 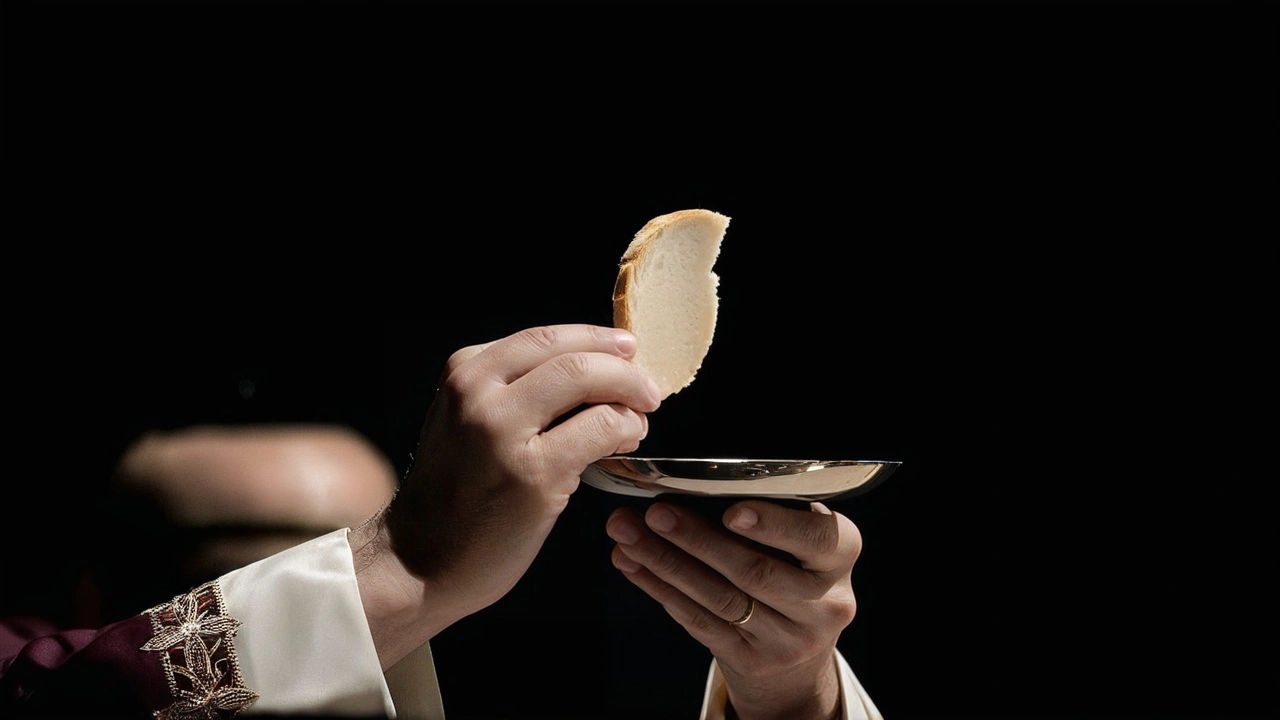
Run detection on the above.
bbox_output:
[143,581,258,719]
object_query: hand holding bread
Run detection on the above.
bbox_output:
[362,208,731,666]
[364,324,659,668]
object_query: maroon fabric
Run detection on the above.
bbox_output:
[1,612,170,717]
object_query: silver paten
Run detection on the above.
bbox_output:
[582,457,900,501]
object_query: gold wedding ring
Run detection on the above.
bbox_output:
[729,596,756,627]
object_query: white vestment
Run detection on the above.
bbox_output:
[218,528,883,719]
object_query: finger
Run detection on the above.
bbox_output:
[508,350,661,432]
[535,403,649,474]
[608,505,778,626]
[722,501,862,576]
[453,325,640,388]
[607,508,768,651]
[610,542,762,656]
[638,502,837,609]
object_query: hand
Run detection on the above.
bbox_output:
[354,324,661,668]
[606,500,862,720]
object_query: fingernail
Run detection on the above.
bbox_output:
[614,331,637,356]
[647,506,677,533]
[728,507,759,531]
[613,549,641,573]
[638,413,649,440]
[608,518,641,545]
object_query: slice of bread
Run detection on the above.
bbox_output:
[613,209,730,399]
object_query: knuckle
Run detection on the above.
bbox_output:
[713,591,744,621]
[838,596,858,626]
[455,393,507,436]
[518,325,560,352]
[802,516,841,557]
[651,544,685,578]
[552,351,593,383]
[688,604,729,635]
[819,591,858,629]
[576,406,632,454]
[444,347,476,375]
[456,393,491,424]
[440,367,470,397]
[738,554,779,596]
[831,596,859,628]
[847,521,864,560]
[592,405,627,435]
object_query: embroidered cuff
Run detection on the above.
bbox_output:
[141,581,258,719]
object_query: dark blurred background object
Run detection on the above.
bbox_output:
[1,2,1268,717]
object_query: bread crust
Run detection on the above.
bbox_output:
[612,208,730,398]
[612,264,637,332]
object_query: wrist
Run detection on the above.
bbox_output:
[350,509,446,671]
[723,651,841,720]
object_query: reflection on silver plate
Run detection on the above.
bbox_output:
[581,457,900,501]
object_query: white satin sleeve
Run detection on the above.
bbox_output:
[698,651,883,720]
[218,528,447,719]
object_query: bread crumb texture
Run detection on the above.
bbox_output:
[613,209,729,399]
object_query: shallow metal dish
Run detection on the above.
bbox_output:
[581,457,900,501]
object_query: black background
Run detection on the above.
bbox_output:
[1,2,1270,717]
